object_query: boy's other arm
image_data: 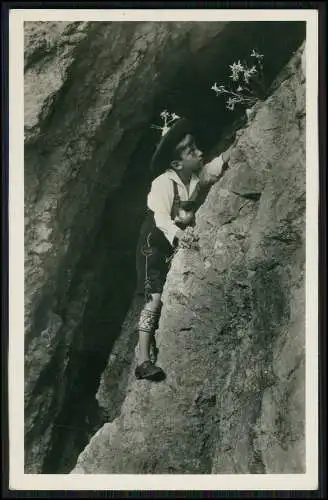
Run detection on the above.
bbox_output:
[147,176,181,247]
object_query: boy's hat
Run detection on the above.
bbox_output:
[150,111,194,177]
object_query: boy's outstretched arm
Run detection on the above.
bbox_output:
[199,142,234,187]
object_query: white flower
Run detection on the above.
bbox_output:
[230,73,239,82]
[210,53,265,109]
[226,97,237,111]
[243,65,257,83]
[229,60,244,82]
[230,60,244,73]
[162,125,170,136]
[251,49,264,59]
[211,83,226,94]
[152,110,178,136]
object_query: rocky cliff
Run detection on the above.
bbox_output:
[24,20,306,473]
[71,42,306,474]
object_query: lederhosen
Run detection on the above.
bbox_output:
[136,178,202,300]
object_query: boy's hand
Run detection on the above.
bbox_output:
[178,227,200,250]
[175,229,185,241]
[222,143,234,164]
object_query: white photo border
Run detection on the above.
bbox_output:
[8,7,319,492]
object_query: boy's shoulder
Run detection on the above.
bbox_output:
[152,170,175,186]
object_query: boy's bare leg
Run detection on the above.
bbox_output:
[137,293,162,365]
[149,334,158,363]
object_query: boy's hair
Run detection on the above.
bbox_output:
[170,137,188,163]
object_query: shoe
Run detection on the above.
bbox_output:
[135,360,166,381]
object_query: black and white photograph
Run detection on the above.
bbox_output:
[7,6,320,492]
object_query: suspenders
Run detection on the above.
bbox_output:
[171,181,180,219]
[171,179,201,214]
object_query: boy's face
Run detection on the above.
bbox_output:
[174,134,204,174]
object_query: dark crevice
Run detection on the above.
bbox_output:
[220,200,257,227]
[231,190,262,201]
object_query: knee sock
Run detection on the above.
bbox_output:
[136,307,161,363]
[137,307,161,335]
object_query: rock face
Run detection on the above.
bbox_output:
[24,20,229,473]
[71,43,306,474]
[24,19,306,474]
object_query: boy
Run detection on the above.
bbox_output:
[135,116,234,381]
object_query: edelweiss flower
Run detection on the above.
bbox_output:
[230,73,239,82]
[251,49,264,59]
[211,83,226,94]
[226,97,236,111]
[229,60,244,81]
[153,110,180,136]
[243,65,257,83]
[160,110,169,119]
[211,53,265,112]
[230,60,244,73]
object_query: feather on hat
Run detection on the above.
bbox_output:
[150,111,194,177]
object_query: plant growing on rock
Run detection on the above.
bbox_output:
[211,49,266,115]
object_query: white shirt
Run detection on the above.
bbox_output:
[147,154,225,246]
